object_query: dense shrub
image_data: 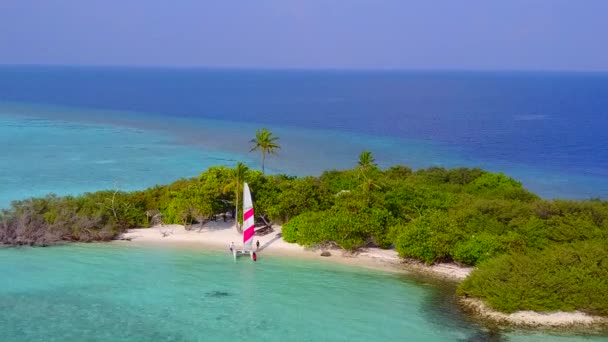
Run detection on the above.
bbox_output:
[319,169,360,194]
[0,193,136,245]
[283,205,395,250]
[394,210,460,264]
[282,210,327,245]
[457,241,608,316]
[262,177,333,223]
[452,233,504,265]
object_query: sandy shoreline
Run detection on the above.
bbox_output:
[117,222,607,329]
[460,298,608,330]
[117,222,472,280]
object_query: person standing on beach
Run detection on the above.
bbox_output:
[256,240,260,250]
[230,242,234,252]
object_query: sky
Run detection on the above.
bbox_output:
[0,0,607,71]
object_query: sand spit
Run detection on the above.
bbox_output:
[460,298,608,329]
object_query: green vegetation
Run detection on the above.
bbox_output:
[224,162,249,232]
[458,241,608,316]
[1,151,606,317]
[249,128,280,174]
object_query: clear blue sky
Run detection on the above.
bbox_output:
[1,0,607,71]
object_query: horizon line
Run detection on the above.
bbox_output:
[1,63,608,75]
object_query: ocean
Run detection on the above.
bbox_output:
[2,66,608,340]
[0,244,604,341]
[1,66,608,207]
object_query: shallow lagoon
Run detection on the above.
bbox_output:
[1,244,605,341]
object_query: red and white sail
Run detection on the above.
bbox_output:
[242,183,255,251]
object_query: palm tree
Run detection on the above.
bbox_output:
[358,150,377,174]
[361,177,381,192]
[250,128,280,174]
[223,162,249,232]
[357,151,380,201]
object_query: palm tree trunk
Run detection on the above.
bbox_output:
[235,180,240,233]
[262,151,266,174]
[235,193,239,232]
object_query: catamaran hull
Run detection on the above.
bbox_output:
[233,249,254,261]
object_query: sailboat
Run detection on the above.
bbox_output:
[233,182,255,261]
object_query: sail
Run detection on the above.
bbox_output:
[242,182,255,251]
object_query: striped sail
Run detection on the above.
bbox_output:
[242,183,255,251]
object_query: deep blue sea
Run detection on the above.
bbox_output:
[1,66,608,206]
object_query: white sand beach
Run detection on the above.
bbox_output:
[116,221,471,280]
[119,222,300,253]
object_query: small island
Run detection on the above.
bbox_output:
[1,150,607,330]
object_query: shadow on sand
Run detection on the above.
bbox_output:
[257,233,282,252]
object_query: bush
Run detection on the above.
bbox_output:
[457,241,608,315]
[395,210,460,264]
[283,207,394,251]
[452,233,503,265]
[282,211,327,246]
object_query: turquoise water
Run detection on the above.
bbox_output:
[0,112,256,207]
[0,244,604,341]
[2,101,607,209]
[0,103,467,207]
[2,67,608,201]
